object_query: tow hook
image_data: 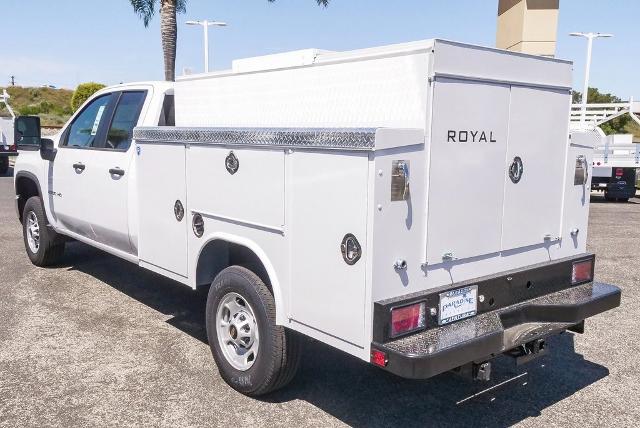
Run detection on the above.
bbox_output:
[474,362,492,381]
[506,338,547,366]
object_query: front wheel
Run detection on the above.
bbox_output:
[205,266,301,396]
[22,196,65,266]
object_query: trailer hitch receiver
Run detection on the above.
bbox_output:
[506,338,547,366]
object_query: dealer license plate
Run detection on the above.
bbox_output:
[438,285,478,325]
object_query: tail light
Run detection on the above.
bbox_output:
[615,168,623,179]
[390,302,426,337]
[572,259,593,284]
[9,144,16,152]
[370,349,388,367]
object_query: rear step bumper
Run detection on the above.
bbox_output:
[371,282,621,379]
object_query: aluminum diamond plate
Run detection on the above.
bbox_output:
[133,127,377,151]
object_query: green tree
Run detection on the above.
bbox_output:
[130,0,329,82]
[71,82,106,112]
[572,87,632,135]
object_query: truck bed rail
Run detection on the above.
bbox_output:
[133,127,378,151]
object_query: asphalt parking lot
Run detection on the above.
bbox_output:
[1,166,639,428]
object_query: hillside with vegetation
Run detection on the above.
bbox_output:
[0,86,74,126]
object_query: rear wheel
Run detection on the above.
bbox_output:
[205,266,301,396]
[22,196,65,266]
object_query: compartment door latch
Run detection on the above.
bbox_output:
[391,160,410,201]
[574,155,589,185]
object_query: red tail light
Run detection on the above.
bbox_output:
[9,144,16,152]
[572,259,593,284]
[615,168,623,179]
[370,349,388,367]
[391,302,426,337]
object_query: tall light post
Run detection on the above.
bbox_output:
[186,20,228,73]
[570,32,613,123]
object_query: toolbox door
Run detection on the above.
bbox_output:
[500,86,570,250]
[425,78,510,264]
[289,151,369,347]
[137,143,189,277]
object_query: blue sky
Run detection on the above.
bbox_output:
[2,0,638,99]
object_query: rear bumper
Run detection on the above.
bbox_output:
[372,280,621,379]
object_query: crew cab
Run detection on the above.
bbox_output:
[14,39,621,396]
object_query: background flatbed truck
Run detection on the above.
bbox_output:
[590,134,639,201]
[0,90,18,174]
[13,39,622,396]
[571,100,640,202]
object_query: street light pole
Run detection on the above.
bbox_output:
[203,20,210,73]
[186,20,228,73]
[570,32,613,123]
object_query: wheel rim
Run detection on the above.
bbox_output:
[26,211,40,254]
[216,292,260,371]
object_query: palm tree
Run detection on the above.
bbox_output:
[130,0,329,82]
[130,0,186,81]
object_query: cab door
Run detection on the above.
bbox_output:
[51,90,147,255]
[51,93,116,239]
[87,90,147,254]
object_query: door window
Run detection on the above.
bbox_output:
[105,91,146,151]
[64,94,113,148]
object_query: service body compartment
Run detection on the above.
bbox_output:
[425,80,571,265]
[186,145,285,229]
[500,86,570,250]
[136,142,189,278]
[288,150,370,347]
[426,78,511,264]
[133,39,613,367]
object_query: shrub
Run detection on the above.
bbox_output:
[71,82,106,112]
[39,101,53,114]
[17,105,40,116]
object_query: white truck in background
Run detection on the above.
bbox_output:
[0,90,19,174]
[571,100,640,201]
[13,39,621,396]
[591,134,639,201]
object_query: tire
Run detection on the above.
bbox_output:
[206,266,301,396]
[618,198,629,203]
[604,193,615,202]
[0,156,8,175]
[22,196,65,266]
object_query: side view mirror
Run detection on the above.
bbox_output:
[14,115,42,148]
[40,138,56,161]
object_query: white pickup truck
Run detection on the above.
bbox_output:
[14,39,621,396]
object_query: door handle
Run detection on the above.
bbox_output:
[72,162,85,171]
[109,167,125,177]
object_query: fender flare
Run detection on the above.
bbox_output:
[14,170,42,221]
[195,232,286,325]
[14,170,42,196]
